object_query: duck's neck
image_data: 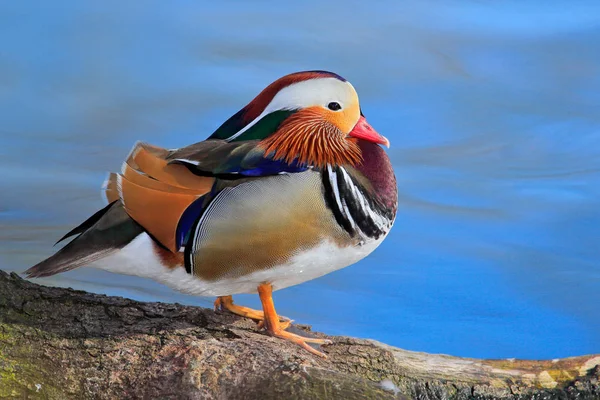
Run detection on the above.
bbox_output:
[354,141,398,213]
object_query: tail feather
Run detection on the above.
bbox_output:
[54,201,117,245]
[103,173,120,203]
[26,201,144,278]
[28,141,214,278]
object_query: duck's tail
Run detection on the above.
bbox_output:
[25,200,143,278]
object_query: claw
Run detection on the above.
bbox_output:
[257,283,329,358]
[214,295,290,326]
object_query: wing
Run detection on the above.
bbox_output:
[104,142,214,252]
[104,140,309,253]
[166,139,308,177]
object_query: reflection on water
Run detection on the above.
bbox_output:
[1,1,599,359]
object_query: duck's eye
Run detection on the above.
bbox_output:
[327,102,342,111]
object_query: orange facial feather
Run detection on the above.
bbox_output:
[259,108,362,168]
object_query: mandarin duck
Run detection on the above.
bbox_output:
[26,70,398,357]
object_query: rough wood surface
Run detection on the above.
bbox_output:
[0,270,598,400]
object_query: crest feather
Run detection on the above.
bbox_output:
[244,71,347,123]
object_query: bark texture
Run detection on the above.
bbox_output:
[0,270,598,400]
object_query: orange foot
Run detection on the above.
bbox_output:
[257,283,332,358]
[214,295,292,330]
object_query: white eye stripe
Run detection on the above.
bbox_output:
[269,78,355,110]
[225,78,357,142]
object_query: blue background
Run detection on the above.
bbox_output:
[1,1,599,359]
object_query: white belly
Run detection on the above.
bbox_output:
[90,232,385,296]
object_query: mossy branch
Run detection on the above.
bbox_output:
[0,270,598,399]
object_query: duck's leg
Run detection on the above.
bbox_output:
[214,295,291,329]
[257,283,331,358]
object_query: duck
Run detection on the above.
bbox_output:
[26,70,398,357]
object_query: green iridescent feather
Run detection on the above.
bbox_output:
[208,110,294,142]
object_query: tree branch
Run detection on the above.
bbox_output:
[0,270,598,399]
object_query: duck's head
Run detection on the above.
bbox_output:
[209,70,389,168]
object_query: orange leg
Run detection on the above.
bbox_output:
[214,295,291,329]
[257,283,331,358]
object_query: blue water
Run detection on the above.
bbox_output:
[1,1,599,360]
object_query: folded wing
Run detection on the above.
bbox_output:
[104,140,309,253]
[104,142,214,252]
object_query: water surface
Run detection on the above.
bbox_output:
[1,1,599,359]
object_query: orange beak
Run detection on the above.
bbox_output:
[347,116,390,148]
